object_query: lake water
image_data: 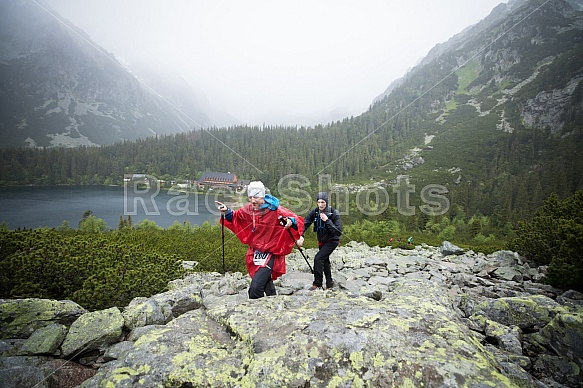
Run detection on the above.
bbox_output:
[0,185,227,230]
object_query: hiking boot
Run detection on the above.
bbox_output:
[326,282,335,290]
[308,285,320,291]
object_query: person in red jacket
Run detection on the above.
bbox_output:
[217,181,304,299]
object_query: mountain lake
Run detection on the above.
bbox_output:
[0,185,225,230]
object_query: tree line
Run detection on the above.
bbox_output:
[1,110,581,230]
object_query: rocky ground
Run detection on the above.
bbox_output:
[1,241,582,387]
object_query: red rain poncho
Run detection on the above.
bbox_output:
[222,202,304,280]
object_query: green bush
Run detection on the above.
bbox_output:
[343,219,400,247]
[508,191,583,292]
[0,225,248,310]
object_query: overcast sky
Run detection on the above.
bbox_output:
[41,0,508,127]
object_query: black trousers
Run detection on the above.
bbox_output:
[313,240,338,288]
[249,256,276,299]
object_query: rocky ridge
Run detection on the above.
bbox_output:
[1,241,582,387]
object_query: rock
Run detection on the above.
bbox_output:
[0,355,95,388]
[493,266,524,282]
[278,271,313,292]
[470,295,564,329]
[440,241,465,256]
[102,340,134,362]
[61,307,124,358]
[557,290,583,308]
[489,250,523,267]
[540,312,583,362]
[0,299,86,339]
[83,309,247,387]
[122,297,172,330]
[41,359,96,388]
[484,319,523,355]
[17,323,67,356]
[498,360,540,387]
[363,290,383,301]
[0,356,50,388]
[532,353,582,387]
[181,260,198,270]
[196,278,514,387]
[150,284,205,316]
[0,339,25,355]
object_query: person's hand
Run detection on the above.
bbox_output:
[215,201,228,214]
[319,212,328,222]
[278,215,293,229]
[297,236,304,247]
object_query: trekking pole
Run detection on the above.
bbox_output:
[221,214,225,275]
[216,201,227,275]
[279,216,314,274]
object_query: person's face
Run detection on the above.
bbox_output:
[249,196,265,210]
[317,199,327,212]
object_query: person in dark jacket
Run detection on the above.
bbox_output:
[297,192,342,290]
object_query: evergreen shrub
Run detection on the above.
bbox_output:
[0,225,248,310]
[509,191,583,292]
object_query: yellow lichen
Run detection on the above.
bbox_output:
[350,351,364,370]
[132,328,171,348]
[372,353,386,368]
[108,364,151,385]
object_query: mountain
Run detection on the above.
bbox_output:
[376,0,583,130]
[0,0,209,148]
[373,0,528,104]
[364,0,583,217]
[0,0,582,224]
[122,60,242,129]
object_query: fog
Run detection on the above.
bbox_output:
[41,0,508,127]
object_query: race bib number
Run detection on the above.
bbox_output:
[253,250,272,266]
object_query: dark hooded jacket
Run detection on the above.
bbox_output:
[302,192,342,244]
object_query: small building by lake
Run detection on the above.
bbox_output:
[198,172,247,191]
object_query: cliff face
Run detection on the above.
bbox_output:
[0,0,204,148]
[1,242,582,387]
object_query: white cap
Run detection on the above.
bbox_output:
[247,181,265,198]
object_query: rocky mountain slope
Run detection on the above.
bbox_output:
[0,0,209,148]
[365,0,583,219]
[1,242,581,387]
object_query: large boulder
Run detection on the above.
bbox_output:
[121,297,172,330]
[440,240,465,256]
[61,307,124,358]
[82,309,247,387]
[470,295,565,329]
[0,299,86,339]
[17,323,67,356]
[540,312,583,364]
